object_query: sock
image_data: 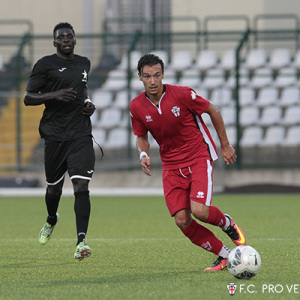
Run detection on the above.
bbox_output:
[222,215,231,230]
[218,244,231,258]
[45,189,61,226]
[74,191,90,245]
[205,206,227,227]
[182,219,223,255]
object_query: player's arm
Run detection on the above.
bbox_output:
[205,102,237,165]
[82,87,96,116]
[24,89,77,106]
[136,134,151,176]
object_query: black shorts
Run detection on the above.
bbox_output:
[44,136,95,185]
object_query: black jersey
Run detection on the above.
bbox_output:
[26,54,92,141]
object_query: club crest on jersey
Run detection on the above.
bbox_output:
[82,70,88,82]
[171,106,180,117]
[145,115,153,122]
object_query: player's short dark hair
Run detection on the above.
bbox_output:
[137,53,164,74]
[53,22,75,39]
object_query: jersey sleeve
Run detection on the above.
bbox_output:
[180,87,210,115]
[25,59,48,92]
[130,106,148,137]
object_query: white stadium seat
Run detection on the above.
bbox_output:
[163,69,177,85]
[202,68,225,89]
[278,87,300,107]
[250,67,273,89]
[221,106,236,126]
[259,106,282,127]
[177,68,201,88]
[92,89,113,109]
[282,126,300,146]
[259,125,285,147]
[268,48,291,70]
[219,49,235,71]
[280,105,300,126]
[238,87,255,107]
[240,126,263,147]
[195,50,218,71]
[101,69,128,92]
[243,49,267,70]
[92,128,106,148]
[150,50,169,66]
[105,127,129,149]
[169,50,193,72]
[97,107,122,129]
[273,67,297,88]
[255,87,279,108]
[239,106,260,127]
[226,125,237,146]
[210,87,233,107]
[114,90,137,110]
[226,68,250,88]
[117,50,142,70]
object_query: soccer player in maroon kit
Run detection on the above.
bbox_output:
[130,53,246,271]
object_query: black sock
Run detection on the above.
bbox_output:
[74,191,90,245]
[46,215,57,226]
[45,189,61,225]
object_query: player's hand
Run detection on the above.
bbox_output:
[141,156,151,176]
[83,101,96,116]
[221,144,237,165]
[52,88,77,102]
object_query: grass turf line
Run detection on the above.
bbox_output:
[0,194,299,300]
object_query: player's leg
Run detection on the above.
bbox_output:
[68,136,95,260]
[39,140,67,245]
[190,159,246,246]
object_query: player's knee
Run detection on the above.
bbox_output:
[192,207,209,222]
[47,185,62,199]
[175,216,192,231]
[72,178,89,193]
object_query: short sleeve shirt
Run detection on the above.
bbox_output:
[25,54,92,141]
[130,84,218,170]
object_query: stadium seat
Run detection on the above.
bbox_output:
[177,68,201,88]
[268,48,291,70]
[92,128,106,149]
[163,69,177,85]
[273,67,297,88]
[117,50,142,70]
[210,87,233,107]
[221,106,236,126]
[226,68,250,89]
[226,125,237,146]
[194,50,218,71]
[243,49,267,70]
[259,106,282,127]
[150,50,169,66]
[237,87,255,107]
[97,107,122,129]
[130,75,144,92]
[219,49,235,71]
[249,67,273,89]
[90,109,99,126]
[280,105,300,126]
[114,90,137,110]
[101,69,128,92]
[92,89,114,109]
[169,50,193,72]
[105,127,129,149]
[240,126,263,147]
[278,86,300,107]
[202,68,225,90]
[239,106,260,127]
[255,87,279,108]
[282,125,300,146]
[259,125,285,147]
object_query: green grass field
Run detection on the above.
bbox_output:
[1,194,299,300]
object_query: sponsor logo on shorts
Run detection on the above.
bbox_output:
[87,170,94,174]
[196,191,205,198]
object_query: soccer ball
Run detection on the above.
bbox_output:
[227,245,261,279]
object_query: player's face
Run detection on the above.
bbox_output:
[139,64,164,99]
[53,28,76,57]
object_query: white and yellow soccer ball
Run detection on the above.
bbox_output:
[227,245,261,279]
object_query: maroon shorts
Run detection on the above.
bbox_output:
[162,159,214,216]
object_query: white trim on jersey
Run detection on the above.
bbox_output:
[69,175,92,181]
[195,115,218,161]
[205,159,213,206]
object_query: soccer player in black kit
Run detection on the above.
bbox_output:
[24,22,96,261]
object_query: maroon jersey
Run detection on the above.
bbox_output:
[130,84,218,170]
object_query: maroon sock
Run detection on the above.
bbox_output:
[182,219,223,255]
[205,205,227,227]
